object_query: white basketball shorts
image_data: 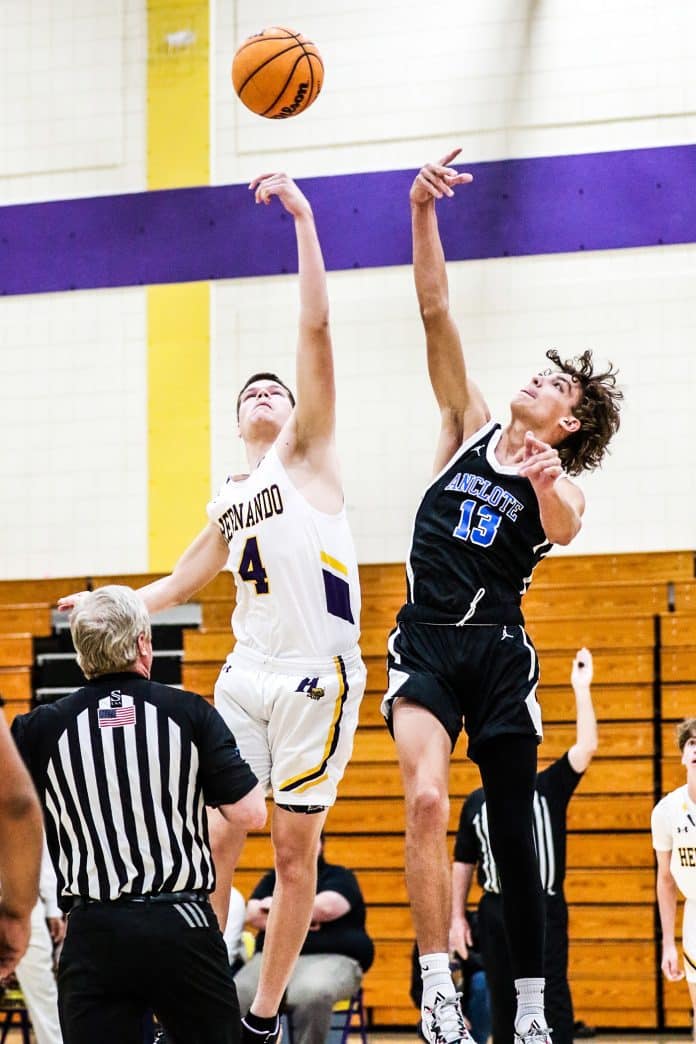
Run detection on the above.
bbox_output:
[214,644,366,808]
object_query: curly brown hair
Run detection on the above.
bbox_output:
[545,349,623,476]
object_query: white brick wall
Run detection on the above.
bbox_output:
[213,0,696,182]
[0,288,148,578]
[0,0,145,203]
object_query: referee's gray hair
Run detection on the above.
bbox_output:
[70,586,151,680]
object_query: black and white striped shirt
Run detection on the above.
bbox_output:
[454,753,583,896]
[12,672,257,912]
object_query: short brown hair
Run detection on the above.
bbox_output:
[546,349,623,476]
[236,372,295,419]
[677,718,696,753]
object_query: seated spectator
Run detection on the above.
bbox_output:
[234,834,374,1044]
[410,912,491,1044]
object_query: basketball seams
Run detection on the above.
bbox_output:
[235,43,306,96]
[261,52,310,117]
[231,26,322,119]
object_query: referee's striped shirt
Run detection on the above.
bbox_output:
[454,753,583,896]
[11,672,257,912]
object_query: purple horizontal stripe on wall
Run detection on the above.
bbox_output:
[1,144,695,296]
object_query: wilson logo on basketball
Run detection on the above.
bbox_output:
[273,82,310,119]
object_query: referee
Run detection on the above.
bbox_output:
[11,585,266,1044]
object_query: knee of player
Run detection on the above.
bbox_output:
[408,781,449,824]
[273,843,318,883]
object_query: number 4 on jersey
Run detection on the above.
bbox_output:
[239,536,269,594]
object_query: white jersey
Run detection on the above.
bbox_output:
[207,445,360,662]
[651,784,696,900]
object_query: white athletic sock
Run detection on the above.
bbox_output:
[514,977,547,1035]
[420,952,456,1015]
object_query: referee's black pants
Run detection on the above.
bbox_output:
[58,897,241,1044]
[478,891,574,1044]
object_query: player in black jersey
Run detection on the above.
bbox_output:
[382,150,622,1044]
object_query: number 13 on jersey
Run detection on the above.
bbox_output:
[239,536,270,594]
[453,499,502,548]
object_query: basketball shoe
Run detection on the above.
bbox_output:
[421,992,473,1044]
[514,1019,553,1044]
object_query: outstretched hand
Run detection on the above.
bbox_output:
[57,590,89,614]
[518,431,563,492]
[249,172,312,219]
[410,148,473,205]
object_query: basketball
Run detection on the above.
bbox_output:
[231,26,323,119]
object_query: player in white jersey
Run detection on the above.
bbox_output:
[651,717,696,1039]
[59,172,365,1044]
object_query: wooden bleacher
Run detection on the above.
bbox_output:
[0,549,694,1030]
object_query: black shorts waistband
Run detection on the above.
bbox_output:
[68,889,209,911]
[397,602,525,627]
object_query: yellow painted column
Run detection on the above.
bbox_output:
[146,0,210,570]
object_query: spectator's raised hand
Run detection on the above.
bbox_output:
[571,648,593,689]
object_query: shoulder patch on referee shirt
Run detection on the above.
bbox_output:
[98,692,136,729]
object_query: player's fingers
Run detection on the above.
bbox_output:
[416,171,445,200]
[422,167,454,197]
[519,457,551,477]
[448,172,474,185]
[437,147,462,166]
[526,431,551,453]
[248,173,276,190]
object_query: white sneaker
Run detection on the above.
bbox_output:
[514,1019,553,1044]
[421,992,473,1044]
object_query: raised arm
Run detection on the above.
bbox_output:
[57,523,230,617]
[567,648,598,773]
[0,716,43,975]
[250,173,336,456]
[137,523,230,614]
[410,150,489,471]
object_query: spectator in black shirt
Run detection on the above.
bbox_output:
[11,585,267,1044]
[451,649,597,1044]
[234,834,374,1044]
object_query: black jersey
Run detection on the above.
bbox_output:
[403,420,552,624]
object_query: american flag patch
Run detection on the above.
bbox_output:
[98,706,136,729]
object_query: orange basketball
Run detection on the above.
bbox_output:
[231,27,323,119]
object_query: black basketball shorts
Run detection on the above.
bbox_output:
[381,620,542,761]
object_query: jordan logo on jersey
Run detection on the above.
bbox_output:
[217,484,284,541]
